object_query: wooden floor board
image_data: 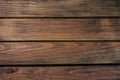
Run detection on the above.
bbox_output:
[0,0,119,17]
[0,42,120,65]
[0,66,120,80]
[0,19,120,41]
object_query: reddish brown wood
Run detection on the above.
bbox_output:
[0,66,120,80]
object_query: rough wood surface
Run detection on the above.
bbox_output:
[0,66,120,80]
[0,0,119,17]
[0,19,120,41]
[0,42,120,65]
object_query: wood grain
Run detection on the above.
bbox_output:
[0,19,120,41]
[0,66,120,80]
[0,0,119,17]
[0,42,120,65]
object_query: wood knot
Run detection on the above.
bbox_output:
[5,68,18,74]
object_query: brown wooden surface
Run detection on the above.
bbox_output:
[0,66,119,80]
[0,18,120,41]
[0,0,120,79]
[0,0,119,17]
[0,42,119,65]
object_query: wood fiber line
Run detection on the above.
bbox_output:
[0,0,119,17]
[0,19,120,41]
[0,42,120,65]
[0,66,120,80]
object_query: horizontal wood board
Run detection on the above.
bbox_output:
[0,66,120,80]
[0,42,120,65]
[0,0,119,17]
[0,18,120,41]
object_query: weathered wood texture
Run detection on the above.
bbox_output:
[0,42,120,65]
[0,0,119,17]
[0,66,120,80]
[0,19,120,41]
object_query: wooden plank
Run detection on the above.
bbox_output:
[0,0,119,17]
[0,42,120,65]
[0,66,120,80]
[0,19,120,41]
